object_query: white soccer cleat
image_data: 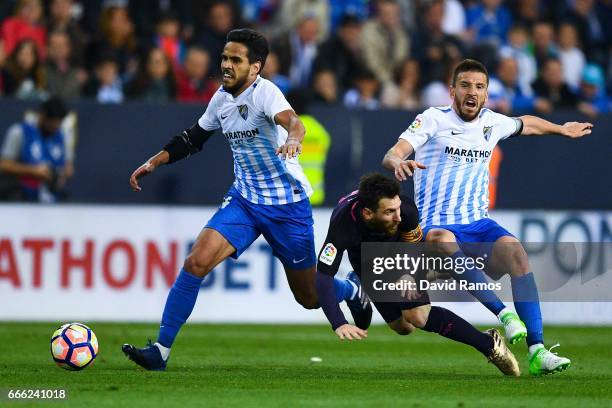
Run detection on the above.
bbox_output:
[499,310,527,344]
[529,344,571,376]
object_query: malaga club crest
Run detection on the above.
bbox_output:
[483,126,493,141]
[238,105,249,120]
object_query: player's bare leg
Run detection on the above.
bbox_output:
[122,228,235,370]
[284,266,319,309]
[426,229,526,343]
[285,266,373,329]
[490,236,570,375]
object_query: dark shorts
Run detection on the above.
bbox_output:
[373,291,431,324]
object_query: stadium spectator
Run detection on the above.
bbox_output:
[129,0,194,44]
[153,11,185,71]
[557,22,586,91]
[261,51,291,95]
[240,0,281,27]
[44,31,83,100]
[577,63,610,117]
[176,46,218,104]
[82,55,123,103]
[88,4,138,81]
[0,40,6,93]
[531,58,578,110]
[311,69,338,105]
[0,97,73,202]
[487,56,550,114]
[276,0,329,42]
[499,25,537,96]
[563,0,609,67]
[412,0,464,86]
[465,0,513,46]
[531,21,558,71]
[271,13,320,88]
[1,39,46,100]
[421,67,452,107]
[381,58,421,110]
[0,0,46,59]
[125,47,176,103]
[360,0,409,85]
[196,1,236,78]
[343,67,380,110]
[441,0,466,37]
[47,0,87,67]
[509,0,551,30]
[313,12,363,90]
[329,0,368,33]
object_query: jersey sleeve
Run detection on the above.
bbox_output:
[254,80,292,123]
[0,124,24,160]
[197,88,223,131]
[492,111,523,141]
[398,109,438,152]
[398,195,423,242]
[317,220,349,277]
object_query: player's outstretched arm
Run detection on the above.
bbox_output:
[382,139,426,181]
[274,110,305,159]
[519,115,593,138]
[129,123,214,192]
[315,272,367,340]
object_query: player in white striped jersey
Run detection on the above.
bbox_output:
[383,59,593,375]
[122,29,370,371]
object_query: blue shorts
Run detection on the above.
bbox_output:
[423,218,514,259]
[205,187,316,269]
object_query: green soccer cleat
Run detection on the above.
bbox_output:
[529,344,571,376]
[499,310,527,344]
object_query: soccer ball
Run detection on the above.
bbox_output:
[50,323,99,370]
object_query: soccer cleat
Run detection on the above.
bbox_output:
[345,271,373,330]
[122,340,167,371]
[499,310,527,344]
[485,328,521,376]
[529,344,571,376]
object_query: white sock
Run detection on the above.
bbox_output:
[528,343,544,358]
[154,342,170,361]
[497,307,511,320]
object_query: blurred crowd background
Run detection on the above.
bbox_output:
[0,0,610,116]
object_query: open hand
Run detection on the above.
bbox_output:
[562,122,593,139]
[335,324,367,340]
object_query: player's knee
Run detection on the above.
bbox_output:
[183,254,214,278]
[389,320,415,335]
[404,307,430,329]
[426,230,458,255]
[294,293,319,310]
[507,246,530,276]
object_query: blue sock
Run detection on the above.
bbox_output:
[157,268,203,348]
[334,277,354,302]
[449,250,505,315]
[511,273,543,346]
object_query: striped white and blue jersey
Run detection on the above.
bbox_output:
[198,76,312,205]
[399,106,522,227]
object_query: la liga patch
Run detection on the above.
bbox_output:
[408,117,423,133]
[319,243,337,265]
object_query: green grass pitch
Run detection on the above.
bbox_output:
[1,323,611,407]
